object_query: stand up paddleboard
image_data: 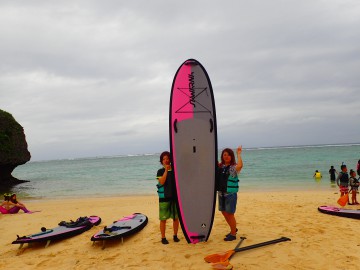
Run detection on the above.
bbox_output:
[12,216,101,248]
[91,213,148,248]
[318,206,360,219]
[170,59,217,244]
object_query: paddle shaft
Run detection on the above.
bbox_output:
[229,236,246,260]
[234,237,291,253]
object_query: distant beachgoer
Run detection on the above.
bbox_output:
[156,151,180,245]
[10,194,33,213]
[216,146,243,241]
[357,160,360,177]
[328,166,337,181]
[0,193,13,214]
[349,169,359,205]
[0,193,32,214]
[336,164,350,200]
[313,170,322,179]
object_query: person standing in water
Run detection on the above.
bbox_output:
[156,151,180,245]
[313,170,322,180]
[217,146,243,241]
[329,166,337,181]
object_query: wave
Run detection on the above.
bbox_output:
[245,143,360,151]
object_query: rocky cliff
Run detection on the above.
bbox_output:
[0,109,31,187]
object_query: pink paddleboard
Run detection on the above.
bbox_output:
[169,59,217,243]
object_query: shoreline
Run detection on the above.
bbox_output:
[1,190,359,269]
[17,183,338,201]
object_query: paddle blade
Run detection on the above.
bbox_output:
[211,260,233,269]
[204,250,235,263]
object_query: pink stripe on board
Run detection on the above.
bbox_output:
[120,214,136,221]
[170,62,196,243]
[171,62,194,122]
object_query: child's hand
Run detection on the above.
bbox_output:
[164,164,171,171]
[237,146,242,155]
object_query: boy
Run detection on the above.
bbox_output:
[336,164,349,202]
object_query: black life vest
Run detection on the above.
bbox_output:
[339,172,349,185]
[217,165,239,193]
[156,168,175,201]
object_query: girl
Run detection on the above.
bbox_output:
[0,193,13,214]
[217,146,243,241]
[349,169,359,205]
[156,151,180,244]
[10,193,33,213]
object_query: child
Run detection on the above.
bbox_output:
[349,169,359,205]
[336,164,349,202]
[217,146,243,241]
[313,170,322,181]
[156,151,180,244]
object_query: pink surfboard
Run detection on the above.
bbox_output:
[318,205,360,219]
[170,59,217,243]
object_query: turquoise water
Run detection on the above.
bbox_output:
[9,144,360,199]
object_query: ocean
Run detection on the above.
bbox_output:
[9,144,360,200]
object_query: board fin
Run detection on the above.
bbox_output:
[45,240,51,248]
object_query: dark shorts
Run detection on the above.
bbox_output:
[218,192,237,214]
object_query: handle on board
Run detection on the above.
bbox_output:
[174,119,178,133]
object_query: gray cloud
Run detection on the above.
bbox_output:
[1,0,360,160]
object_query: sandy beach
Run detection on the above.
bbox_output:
[1,190,360,270]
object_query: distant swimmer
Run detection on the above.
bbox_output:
[313,170,322,179]
[329,166,338,181]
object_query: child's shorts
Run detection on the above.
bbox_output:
[218,192,237,214]
[339,185,349,193]
[159,201,178,220]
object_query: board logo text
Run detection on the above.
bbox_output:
[188,72,196,107]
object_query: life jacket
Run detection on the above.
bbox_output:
[339,172,349,186]
[156,169,175,200]
[350,177,359,188]
[315,172,321,178]
[156,183,165,199]
[217,165,239,193]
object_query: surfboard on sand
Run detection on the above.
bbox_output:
[318,205,360,219]
[12,216,101,248]
[91,213,148,248]
[170,59,217,244]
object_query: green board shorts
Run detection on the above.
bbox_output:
[159,201,178,221]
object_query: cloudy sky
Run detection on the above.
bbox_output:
[1,0,359,161]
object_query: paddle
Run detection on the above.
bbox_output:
[208,237,246,270]
[205,236,291,264]
[228,236,246,259]
[204,236,246,264]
